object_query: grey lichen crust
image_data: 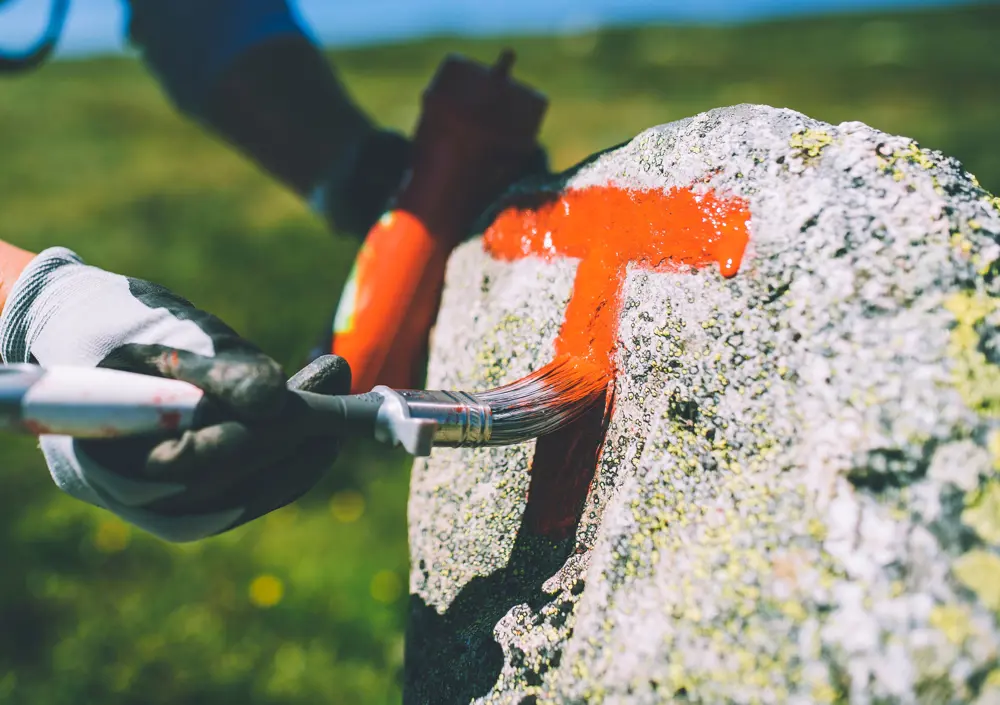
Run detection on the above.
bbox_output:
[406,104,1000,704]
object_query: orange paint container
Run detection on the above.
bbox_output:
[331,211,450,391]
[332,51,548,393]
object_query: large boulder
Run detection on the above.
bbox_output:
[404,104,1000,704]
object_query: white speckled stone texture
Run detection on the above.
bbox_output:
[404,104,1000,704]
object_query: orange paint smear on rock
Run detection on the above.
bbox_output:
[485,185,750,375]
[483,185,750,538]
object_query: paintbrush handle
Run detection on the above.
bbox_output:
[247,388,386,438]
[0,364,205,437]
[0,364,384,440]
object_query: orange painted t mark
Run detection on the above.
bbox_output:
[484,185,751,538]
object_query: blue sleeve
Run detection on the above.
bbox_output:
[123,0,310,116]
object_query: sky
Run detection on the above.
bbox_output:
[0,0,982,58]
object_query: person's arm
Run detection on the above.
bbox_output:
[0,240,36,315]
[123,0,410,238]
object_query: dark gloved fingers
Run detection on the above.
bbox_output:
[210,355,352,525]
[80,355,352,527]
[131,431,341,535]
[127,355,353,530]
[204,434,341,532]
[287,353,352,396]
[146,355,351,489]
[96,343,287,422]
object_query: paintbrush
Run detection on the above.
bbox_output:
[0,356,608,457]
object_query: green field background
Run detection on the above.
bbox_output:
[1,5,998,703]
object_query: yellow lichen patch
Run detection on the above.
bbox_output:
[990,195,1000,215]
[944,292,1000,417]
[953,550,1000,611]
[780,600,808,621]
[878,140,936,172]
[472,311,551,389]
[666,662,689,694]
[618,418,835,701]
[807,518,827,541]
[789,129,834,162]
[929,604,974,645]
[898,141,936,170]
[945,290,994,325]
[876,141,940,188]
[964,481,1000,545]
[811,682,839,704]
[990,431,1000,472]
[951,229,974,257]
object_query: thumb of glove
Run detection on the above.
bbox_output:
[287,354,352,396]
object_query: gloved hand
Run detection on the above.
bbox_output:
[0,247,348,542]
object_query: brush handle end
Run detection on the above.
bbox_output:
[0,364,204,438]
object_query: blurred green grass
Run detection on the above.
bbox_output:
[0,4,998,703]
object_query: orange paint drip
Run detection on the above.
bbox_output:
[483,185,751,538]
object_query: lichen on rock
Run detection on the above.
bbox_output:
[405,104,1000,704]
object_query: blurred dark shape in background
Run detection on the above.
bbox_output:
[0,2,997,703]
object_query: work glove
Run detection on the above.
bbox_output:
[0,247,349,542]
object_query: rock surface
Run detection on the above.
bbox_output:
[404,104,1000,704]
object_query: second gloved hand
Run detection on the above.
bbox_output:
[0,247,349,541]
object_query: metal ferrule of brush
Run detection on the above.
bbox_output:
[394,389,492,446]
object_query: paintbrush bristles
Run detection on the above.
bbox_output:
[475,355,609,444]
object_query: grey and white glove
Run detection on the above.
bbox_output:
[0,247,349,542]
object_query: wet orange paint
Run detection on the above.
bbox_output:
[500,354,607,408]
[484,185,750,375]
[483,185,751,538]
